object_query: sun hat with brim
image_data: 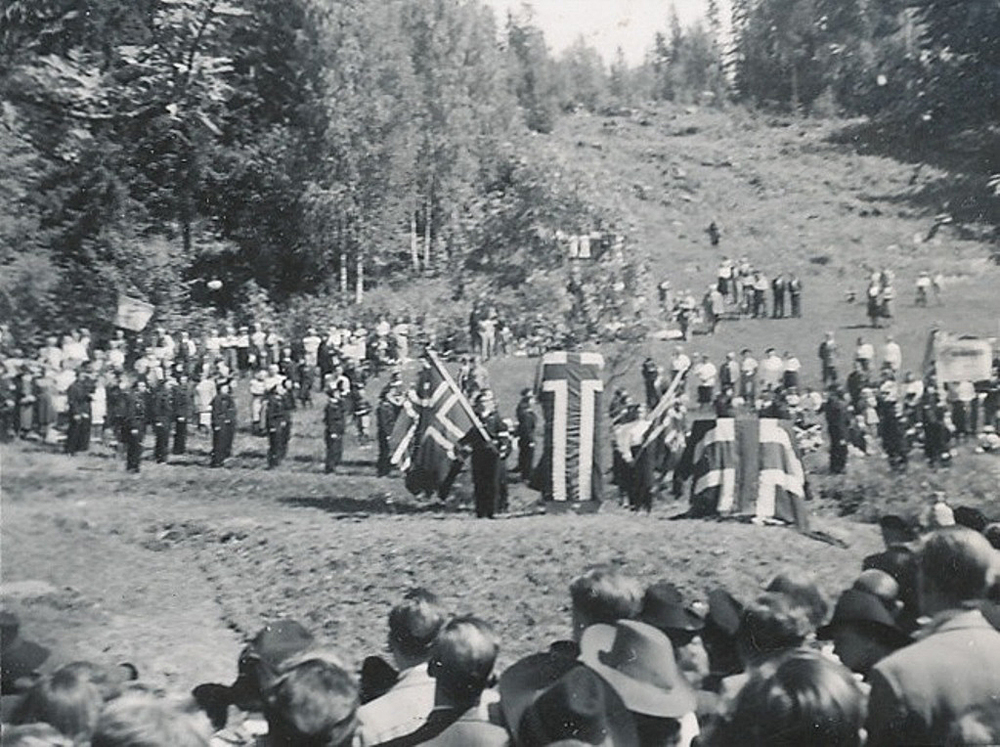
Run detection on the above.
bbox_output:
[639,583,704,635]
[816,589,911,646]
[499,653,638,747]
[579,621,696,719]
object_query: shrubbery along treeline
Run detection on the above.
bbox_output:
[0,0,996,347]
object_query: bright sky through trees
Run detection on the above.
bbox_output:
[482,0,730,65]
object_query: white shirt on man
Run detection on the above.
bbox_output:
[357,663,436,745]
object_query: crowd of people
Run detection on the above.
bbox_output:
[658,257,804,341]
[0,322,425,475]
[613,330,1000,504]
[4,514,1000,746]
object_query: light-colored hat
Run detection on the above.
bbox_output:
[578,620,695,718]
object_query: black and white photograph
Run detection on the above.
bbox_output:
[2,0,999,744]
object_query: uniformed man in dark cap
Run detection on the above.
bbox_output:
[459,390,508,519]
[211,379,237,467]
[823,385,851,475]
[375,377,402,477]
[324,386,347,474]
[150,377,173,463]
[123,378,148,473]
[171,370,194,455]
[264,382,289,469]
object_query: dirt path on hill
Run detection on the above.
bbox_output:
[1,484,242,691]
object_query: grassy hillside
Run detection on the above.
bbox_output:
[3,103,999,692]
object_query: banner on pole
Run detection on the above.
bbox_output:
[115,296,154,332]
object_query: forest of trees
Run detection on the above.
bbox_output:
[0,0,996,344]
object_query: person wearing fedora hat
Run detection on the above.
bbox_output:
[639,583,709,689]
[498,653,639,747]
[816,588,912,680]
[578,620,698,747]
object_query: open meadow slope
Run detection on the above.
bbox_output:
[3,104,999,690]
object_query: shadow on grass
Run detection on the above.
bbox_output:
[278,494,461,516]
[827,120,1000,239]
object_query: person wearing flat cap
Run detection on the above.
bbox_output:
[817,588,912,681]
[192,618,315,734]
[578,620,699,747]
[499,653,639,746]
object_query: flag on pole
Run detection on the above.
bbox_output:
[533,351,604,502]
[403,351,487,498]
[674,417,810,530]
[115,295,154,332]
[639,369,686,455]
[387,389,422,472]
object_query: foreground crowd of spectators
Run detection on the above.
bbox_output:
[4,509,1000,747]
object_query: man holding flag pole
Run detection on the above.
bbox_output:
[386,349,503,516]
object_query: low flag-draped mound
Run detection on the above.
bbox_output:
[674,417,811,530]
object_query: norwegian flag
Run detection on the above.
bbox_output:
[639,369,686,458]
[673,417,811,530]
[387,389,422,472]
[401,351,487,498]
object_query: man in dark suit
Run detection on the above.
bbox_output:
[64,369,93,454]
[822,386,851,474]
[865,527,1000,746]
[515,389,537,482]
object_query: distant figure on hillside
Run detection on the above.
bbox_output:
[819,331,838,386]
[788,273,802,317]
[707,221,721,247]
[772,273,787,318]
[867,281,882,328]
[915,271,931,307]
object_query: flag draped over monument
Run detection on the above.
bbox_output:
[674,417,810,530]
[533,351,605,502]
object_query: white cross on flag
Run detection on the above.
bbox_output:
[533,351,604,502]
